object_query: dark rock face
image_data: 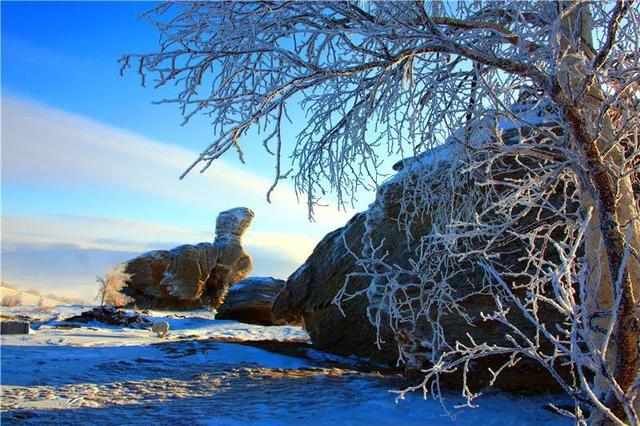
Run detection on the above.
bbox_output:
[121,208,254,309]
[0,321,30,335]
[64,306,152,329]
[216,277,288,325]
[273,213,399,365]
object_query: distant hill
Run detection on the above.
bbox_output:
[0,282,85,307]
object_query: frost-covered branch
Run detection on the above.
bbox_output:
[124,1,640,423]
[122,1,556,214]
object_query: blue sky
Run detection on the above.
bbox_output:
[1,2,366,299]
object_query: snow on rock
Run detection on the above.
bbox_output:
[392,100,561,177]
[496,98,561,132]
[214,207,255,244]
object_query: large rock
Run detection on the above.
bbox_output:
[0,320,30,335]
[272,149,459,365]
[122,207,254,309]
[273,111,571,391]
[216,276,287,325]
[272,213,399,364]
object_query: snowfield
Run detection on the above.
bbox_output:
[1,305,570,425]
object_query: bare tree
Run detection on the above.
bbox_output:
[96,264,132,308]
[122,1,640,424]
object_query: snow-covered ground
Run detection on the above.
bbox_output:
[1,305,571,425]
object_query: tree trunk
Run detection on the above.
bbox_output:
[556,3,640,423]
[564,103,640,423]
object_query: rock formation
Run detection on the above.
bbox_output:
[273,144,475,366]
[216,276,288,325]
[273,109,572,391]
[121,207,254,309]
[272,213,398,363]
[64,306,152,329]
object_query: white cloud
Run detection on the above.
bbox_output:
[1,96,355,231]
[2,213,314,265]
[2,97,352,255]
[0,214,311,301]
[1,240,303,302]
[1,214,207,253]
[2,96,361,298]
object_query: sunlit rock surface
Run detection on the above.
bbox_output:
[272,212,399,365]
[122,208,254,309]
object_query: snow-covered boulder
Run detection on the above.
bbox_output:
[273,105,570,392]
[216,276,288,325]
[121,207,254,309]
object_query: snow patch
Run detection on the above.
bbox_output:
[1,306,570,425]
